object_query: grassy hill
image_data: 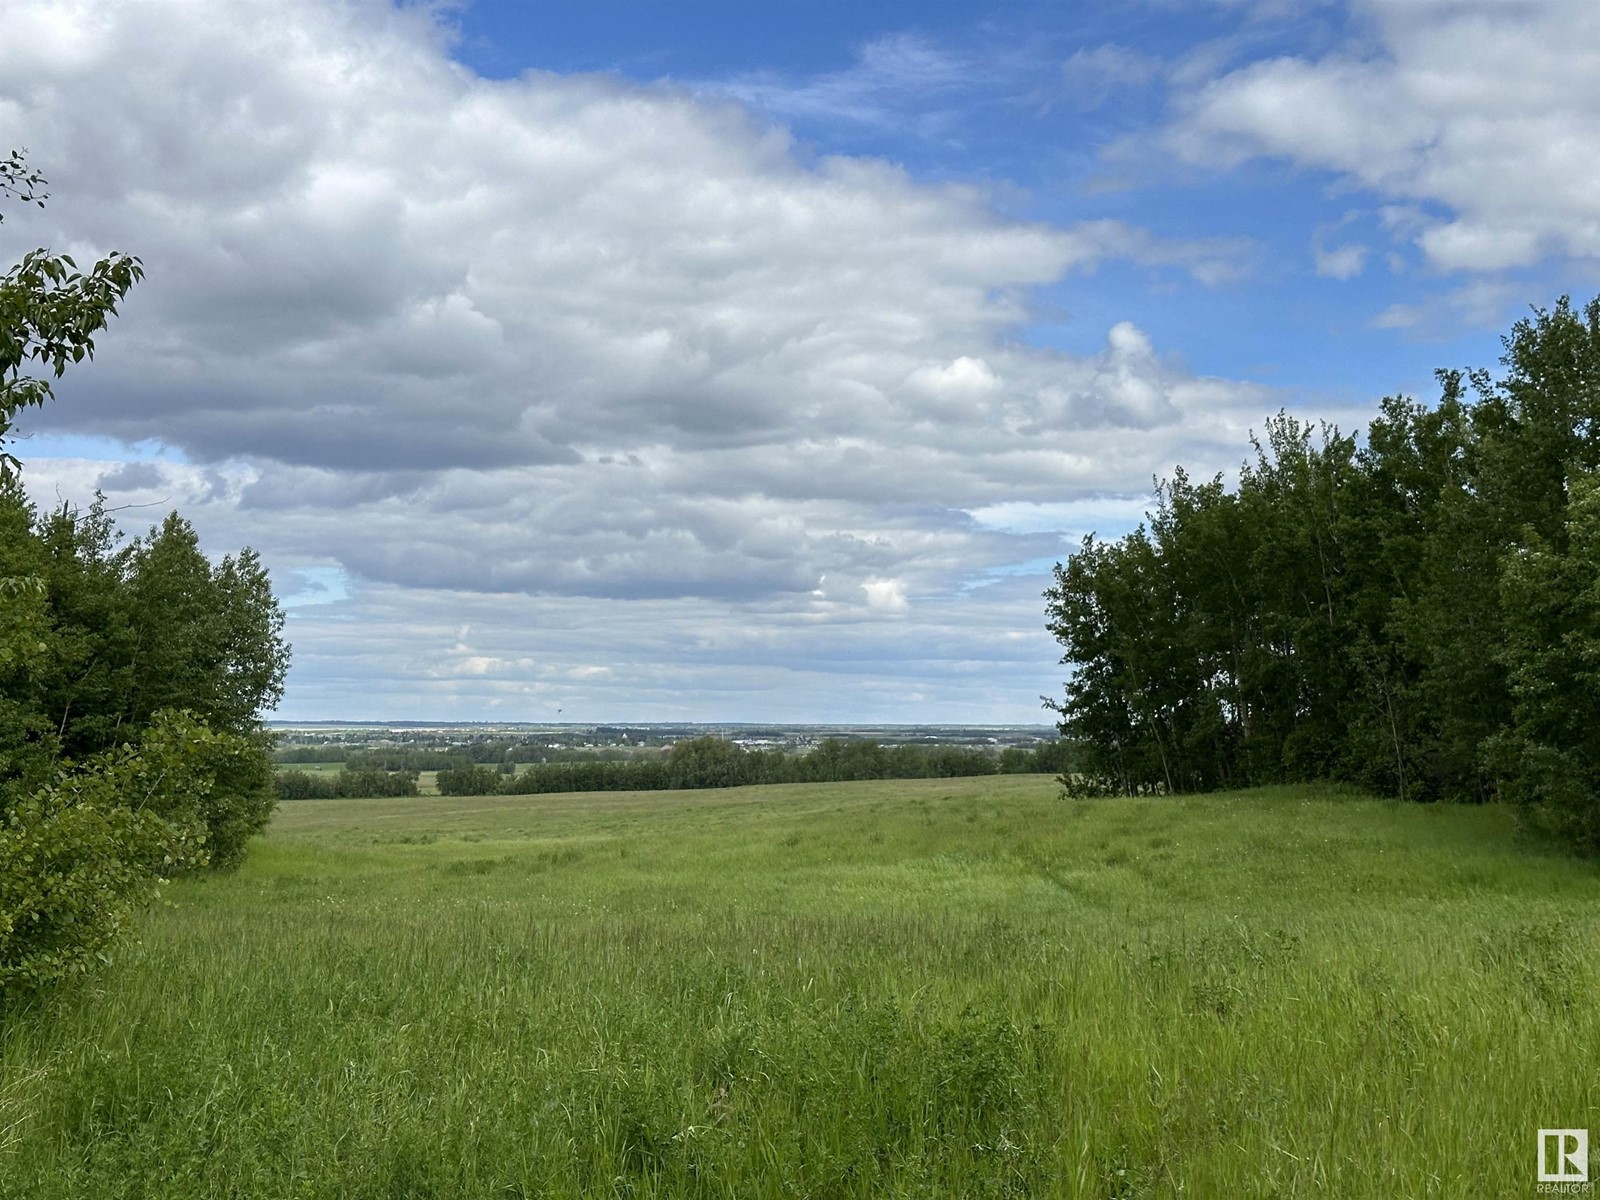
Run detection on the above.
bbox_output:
[2,776,1595,1196]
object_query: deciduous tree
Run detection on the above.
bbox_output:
[0,152,288,995]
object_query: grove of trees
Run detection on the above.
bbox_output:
[1,153,289,995]
[1046,296,1600,849]
[273,767,420,800]
[427,735,1077,797]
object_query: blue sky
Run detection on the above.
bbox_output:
[3,0,1596,722]
[445,0,1528,396]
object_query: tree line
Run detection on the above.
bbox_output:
[272,767,420,800]
[1046,296,1600,850]
[274,736,1078,799]
[444,736,1075,796]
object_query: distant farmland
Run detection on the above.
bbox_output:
[2,776,1594,1196]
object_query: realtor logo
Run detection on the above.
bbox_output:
[1540,1130,1589,1183]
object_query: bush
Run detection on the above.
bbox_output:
[0,712,246,993]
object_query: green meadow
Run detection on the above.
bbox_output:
[2,776,1596,1197]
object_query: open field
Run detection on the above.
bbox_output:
[2,776,1597,1197]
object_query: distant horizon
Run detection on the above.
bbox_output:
[267,718,1059,731]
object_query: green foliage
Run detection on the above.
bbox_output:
[0,151,288,999]
[0,712,255,993]
[153,713,277,870]
[346,747,471,772]
[0,481,287,806]
[1,151,143,475]
[481,736,1064,797]
[275,766,427,802]
[271,746,349,765]
[665,733,745,788]
[1488,471,1600,850]
[1047,294,1600,847]
[272,769,334,801]
[434,763,506,796]
[0,710,276,996]
[0,558,55,794]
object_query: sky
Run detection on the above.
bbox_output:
[2,0,1597,723]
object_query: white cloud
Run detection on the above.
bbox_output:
[1313,241,1368,280]
[1369,276,1521,338]
[1163,0,1600,275]
[704,32,1011,131]
[861,578,910,612]
[0,0,1300,719]
[968,497,1154,539]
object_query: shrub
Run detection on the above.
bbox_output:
[0,712,247,993]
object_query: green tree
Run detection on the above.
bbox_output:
[435,764,502,796]
[0,152,288,994]
[1046,293,1600,847]
[1487,471,1600,850]
[666,736,747,789]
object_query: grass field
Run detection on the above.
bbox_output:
[2,776,1597,1197]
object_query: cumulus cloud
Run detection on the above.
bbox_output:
[0,0,1297,718]
[1163,0,1600,275]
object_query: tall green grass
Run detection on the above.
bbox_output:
[2,777,1596,1196]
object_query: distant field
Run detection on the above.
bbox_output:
[3,777,1596,1196]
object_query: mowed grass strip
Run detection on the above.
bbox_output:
[2,777,1596,1197]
